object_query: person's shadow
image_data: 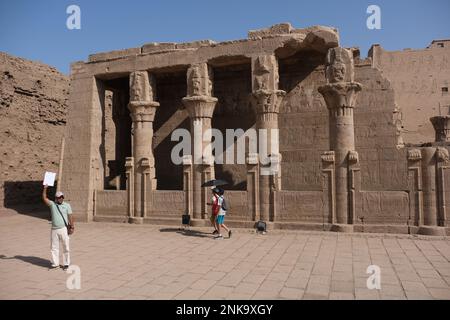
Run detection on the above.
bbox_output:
[0,254,51,268]
[159,228,212,238]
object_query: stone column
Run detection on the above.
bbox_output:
[125,157,134,218]
[407,149,423,230]
[436,147,449,229]
[430,116,450,143]
[417,147,447,235]
[251,55,285,222]
[421,148,438,228]
[321,151,336,225]
[318,47,362,231]
[182,63,218,220]
[182,155,193,216]
[246,153,260,221]
[128,71,159,223]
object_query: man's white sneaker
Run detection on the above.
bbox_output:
[214,234,223,240]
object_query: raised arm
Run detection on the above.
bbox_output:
[42,185,51,206]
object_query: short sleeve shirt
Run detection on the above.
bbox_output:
[48,200,72,230]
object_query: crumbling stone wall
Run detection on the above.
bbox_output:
[370,41,450,144]
[0,52,69,208]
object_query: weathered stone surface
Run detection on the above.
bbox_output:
[141,42,177,54]
[88,48,141,62]
[369,41,450,144]
[248,23,293,39]
[0,52,68,208]
[303,26,340,53]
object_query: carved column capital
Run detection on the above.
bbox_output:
[251,89,286,117]
[182,96,218,119]
[318,47,362,113]
[318,82,362,112]
[128,101,159,123]
[430,116,450,143]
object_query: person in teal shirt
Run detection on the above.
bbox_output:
[42,185,74,270]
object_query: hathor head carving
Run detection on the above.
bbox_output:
[325,47,354,83]
[130,71,153,101]
[188,63,212,97]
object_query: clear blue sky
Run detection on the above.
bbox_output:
[1,0,449,74]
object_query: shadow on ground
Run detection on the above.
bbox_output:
[159,228,213,238]
[0,254,51,268]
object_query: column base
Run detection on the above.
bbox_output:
[129,217,144,224]
[417,226,447,236]
[331,224,354,233]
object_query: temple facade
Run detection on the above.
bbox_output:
[61,23,450,235]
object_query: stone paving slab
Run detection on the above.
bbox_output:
[1,213,450,300]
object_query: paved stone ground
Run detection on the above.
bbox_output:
[1,212,450,300]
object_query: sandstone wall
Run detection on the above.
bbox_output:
[370,41,450,144]
[0,52,69,210]
[278,54,407,193]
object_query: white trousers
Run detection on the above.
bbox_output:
[50,227,70,266]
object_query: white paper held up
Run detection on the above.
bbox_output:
[43,172,56,187]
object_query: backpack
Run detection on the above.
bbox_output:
[221,197,229,211]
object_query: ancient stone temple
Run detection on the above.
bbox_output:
[61,23,450,235]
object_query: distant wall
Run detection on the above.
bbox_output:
[370,41,450,144]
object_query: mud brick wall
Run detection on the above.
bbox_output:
[0,52,69,208]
